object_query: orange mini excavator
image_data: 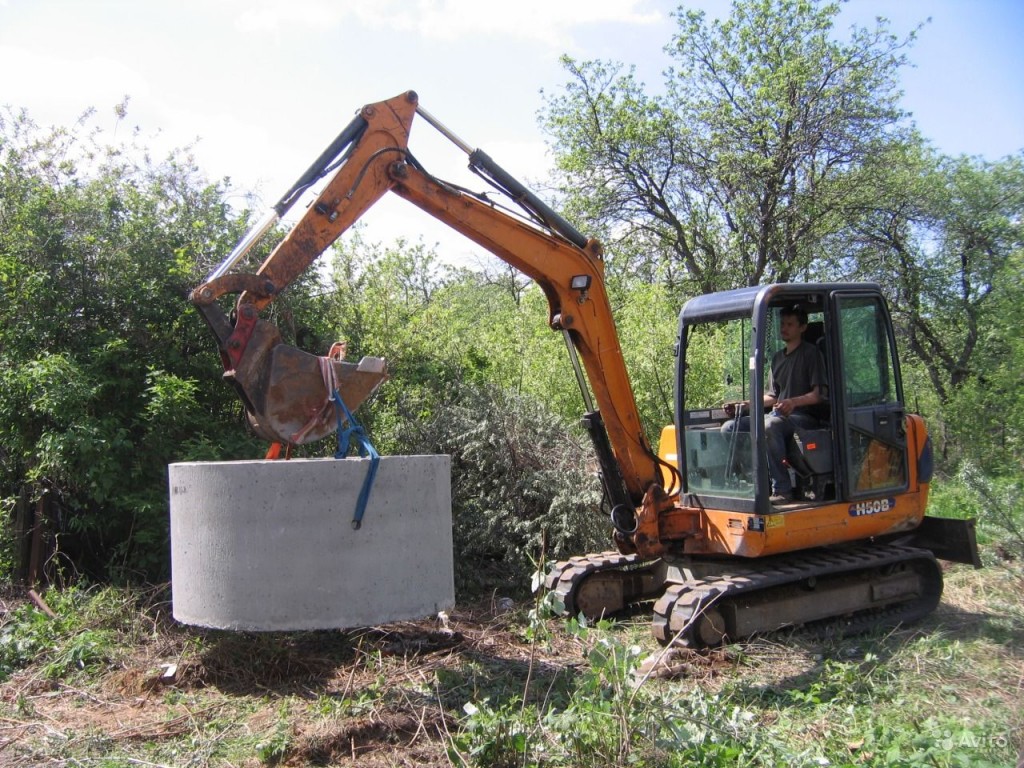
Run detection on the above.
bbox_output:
[192,91,980,647]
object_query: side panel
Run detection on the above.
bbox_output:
[683,490,928,558]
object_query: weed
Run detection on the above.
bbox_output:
[0,572,1017,768]
[452,616,790,767]
[0,601,57,678]
[256,701,294,764]
[41,627,116,678]
[933,467,1024,565]
[452,697,539,767]
[522,555,560,644]
[314,686,381,718]
[0,586,125,681]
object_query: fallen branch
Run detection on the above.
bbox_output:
[27,589,56,619]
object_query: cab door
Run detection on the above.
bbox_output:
[832,292,909,499]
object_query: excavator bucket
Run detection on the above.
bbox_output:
[242,342,387,445]
[196,300,387,446]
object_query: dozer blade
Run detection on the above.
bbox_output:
[197,301,387,445]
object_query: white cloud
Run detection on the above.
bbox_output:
[0,45,150,126]
[411,0,662,46]
[234,0,357,34]
[230,0,662,49]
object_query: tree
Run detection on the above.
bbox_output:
[0,107,267,579]
[949,253,1024,475]
[541,0,916,294]
[844,147,1024,464]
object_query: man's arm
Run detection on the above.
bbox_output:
[773,385,822,416]
[764,357,779,407]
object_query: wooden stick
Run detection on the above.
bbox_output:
[27,589,56,619]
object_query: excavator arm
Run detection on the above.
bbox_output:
[191,90,662,507]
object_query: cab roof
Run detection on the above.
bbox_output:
[680,282,882,323]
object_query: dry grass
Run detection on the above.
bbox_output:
[0,562,1020,766]
[0,594,587,766]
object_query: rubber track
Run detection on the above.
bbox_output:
[650,543,942,646]
[544,551,655,618]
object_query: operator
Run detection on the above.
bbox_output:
[722,303,826,504]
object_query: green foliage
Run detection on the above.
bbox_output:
[453,697,536,767]
[607,277,678,441]
[548,619,649,766]
[326,239,594,444]
[930,467,1024,564]
[0,603,59,679]
[256,701,294,764]
[448,606,1021,767]
[0,586,127,681]
[453,619,793,767]
[939,246,1024,473]
[0,107,269,579]
[726,641,1017,768]
[542,0,916,293]
[846,148,1024,470]
[326,235,492,452]
[398,383,607,597]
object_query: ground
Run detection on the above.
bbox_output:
[0,563,1020,767]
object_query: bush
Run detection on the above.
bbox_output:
[946,465,1024,565]
[0,108,278,581]
[396,383,609,597]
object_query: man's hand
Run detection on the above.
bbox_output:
[774,399,795,417]
[723,400,747,418]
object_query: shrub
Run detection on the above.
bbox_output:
[397,383,608,597]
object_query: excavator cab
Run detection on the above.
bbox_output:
[675,283,911,516]
[562,280,979,644]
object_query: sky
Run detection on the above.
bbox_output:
[2,0,1022,268]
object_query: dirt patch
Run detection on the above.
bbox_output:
[0,596,582,766]
[0,569,1020,766]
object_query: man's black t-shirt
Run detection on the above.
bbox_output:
[766,340,827,418]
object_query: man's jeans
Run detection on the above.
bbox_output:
[765,412,821,495]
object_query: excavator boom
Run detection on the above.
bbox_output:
[192,90,661,504]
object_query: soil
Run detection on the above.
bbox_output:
[0,570,1020,767]
[0,595,604,766]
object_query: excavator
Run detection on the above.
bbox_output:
[190,91,980,648]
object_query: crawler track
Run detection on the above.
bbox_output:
[544,551,664,618]
[650,544,942,647]
[545,544,943,648]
